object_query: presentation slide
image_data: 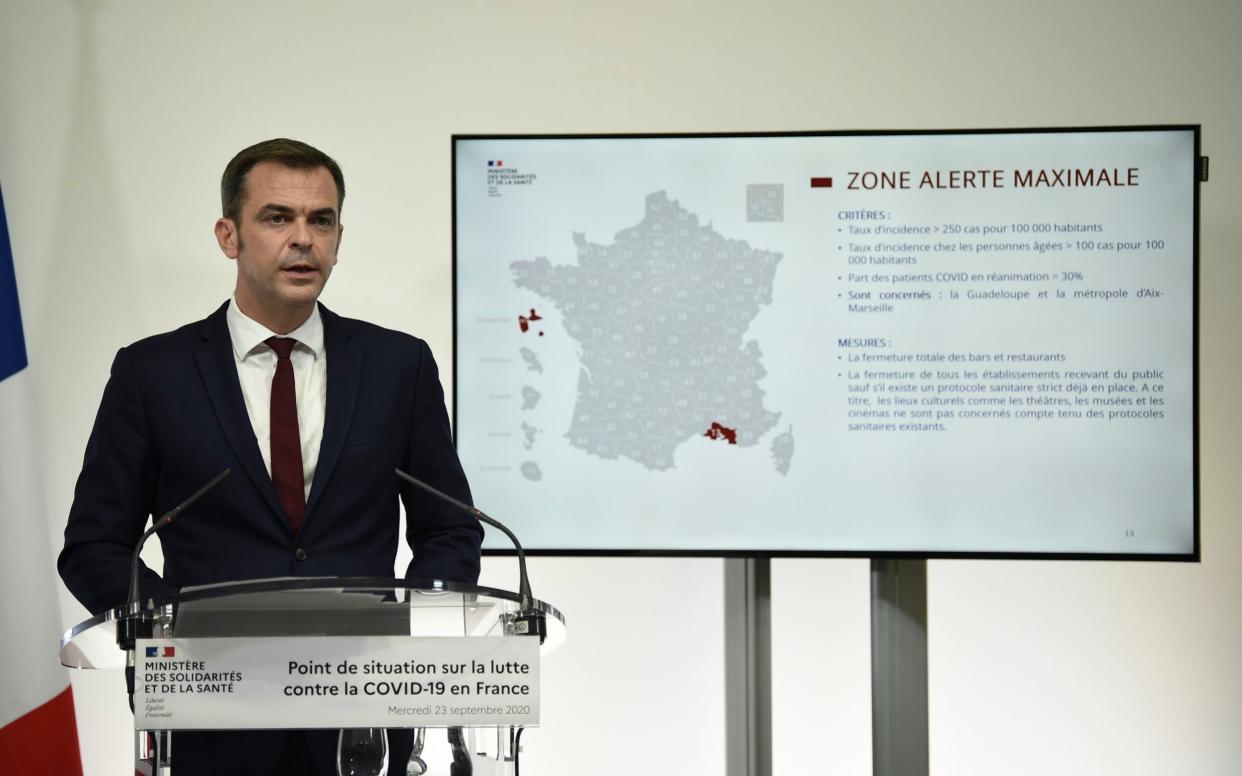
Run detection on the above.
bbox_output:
[453,128,1198,557]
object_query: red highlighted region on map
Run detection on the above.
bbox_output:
[703,422,738,445]
[518,308,543,334]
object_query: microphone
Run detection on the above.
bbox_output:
[395,468,545,643]
[119,468,231,653]
[126,468,232,612]
[118,468,231,714]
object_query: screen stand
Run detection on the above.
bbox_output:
[870,558,929,776]
[724,556,772,776]
[724,558,928,776]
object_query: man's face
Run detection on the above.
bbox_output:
[214,161,342,331]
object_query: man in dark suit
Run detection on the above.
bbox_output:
[58,138,482,775]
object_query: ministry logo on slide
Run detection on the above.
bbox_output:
[485,159,537,198]
[145,646,176,658]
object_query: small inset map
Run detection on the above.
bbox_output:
[519,347,543,373]
[520,461,543,481]
[518,307,544,335]
[746,184,784,222]
[520,422,541,450]
[521,385,542,410]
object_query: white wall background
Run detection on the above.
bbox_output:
[2,1,1239,774]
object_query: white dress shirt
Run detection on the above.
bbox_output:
[225,298,327,502]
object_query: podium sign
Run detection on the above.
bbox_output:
[135,635,540,730]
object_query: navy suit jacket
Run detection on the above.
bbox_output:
[59,302,481,774]
[59,301,482,615]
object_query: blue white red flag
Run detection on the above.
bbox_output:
[0,183,84,775]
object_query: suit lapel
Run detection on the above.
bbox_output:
[193,302,286,524]
[306,305,362,521]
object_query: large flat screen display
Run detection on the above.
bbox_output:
[452,127,1199,558]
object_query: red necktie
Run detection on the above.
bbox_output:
[267,337,305,534]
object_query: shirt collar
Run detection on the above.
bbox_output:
[226,297,325,361]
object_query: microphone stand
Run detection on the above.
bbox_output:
[116,469,232,708]
[394,468,546,643]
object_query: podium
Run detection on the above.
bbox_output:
[60,576,566,775]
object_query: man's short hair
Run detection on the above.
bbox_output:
[220,138,345,223]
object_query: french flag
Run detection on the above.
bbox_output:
[0,183,84,774]
[145,647,175,658]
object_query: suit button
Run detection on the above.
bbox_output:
[295,549,308,561]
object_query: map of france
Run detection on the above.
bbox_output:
[511,191,786,471]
